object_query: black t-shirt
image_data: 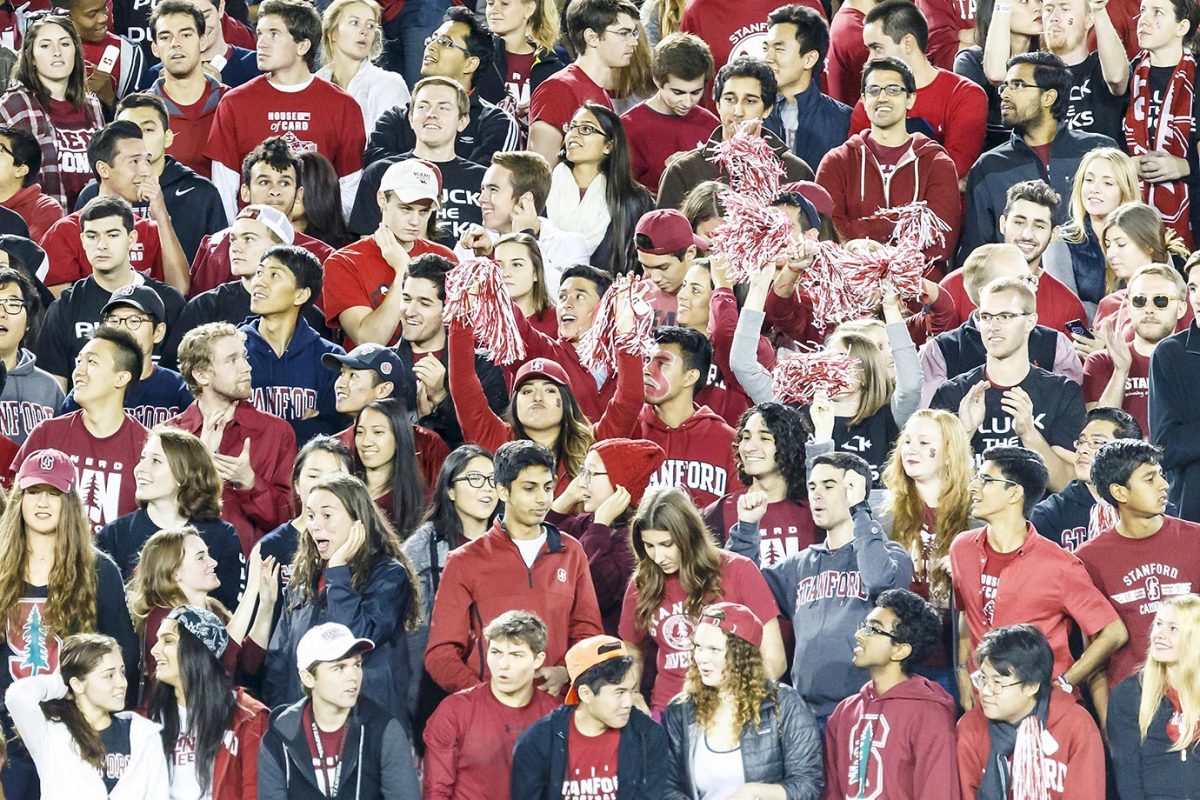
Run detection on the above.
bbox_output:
[1064,52,1128,143]
[1148,65,1176,144]
[99,714,133,792]
[928,365,1087,464]
[832,406,900,487]
[348,153,486,248]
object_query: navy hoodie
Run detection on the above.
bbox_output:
[241,316,348,445]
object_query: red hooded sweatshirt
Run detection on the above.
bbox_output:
[957,690,1105,800]
[815,131,962,274]
[823,675,960,800]
[632,404,743,508]
[210,689,270,800]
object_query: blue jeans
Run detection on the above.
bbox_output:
[382,0,453,88]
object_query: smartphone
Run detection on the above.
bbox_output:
[1065,319,1094,339]
[97,45,119,74]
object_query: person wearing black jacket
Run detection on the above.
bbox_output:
[473,31,566,124]
[363,7,519,167]
[512,636,668,800]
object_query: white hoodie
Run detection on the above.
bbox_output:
[5,673,169,799]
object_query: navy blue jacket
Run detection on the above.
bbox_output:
[1149,323,1200,522]
[763,81,851,176]
[930,314,1061,380]
[512,705,669,800]
[143,45,259,89]
[1030,480,1097,552]
[474,37,566,109]
[241,316,348,445]
[61,365,193,427]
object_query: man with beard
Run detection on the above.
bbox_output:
[171,322,297,552]
[958,52,1117,259]
[1086,264,1188,433]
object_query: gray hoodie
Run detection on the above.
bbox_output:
[0,348,63,444]
[728,509,913,717]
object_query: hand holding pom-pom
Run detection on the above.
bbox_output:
[770,350,860,406]
[578,274,655,371]
[442,257,526,365]
[707,120,784,205]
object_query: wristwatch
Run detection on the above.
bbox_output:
[1056,673,1074,694]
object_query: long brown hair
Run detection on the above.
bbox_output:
[628,486,724,633]
[1101,202,1190,293]
[0,484,99,641]
[126,528,229,635]
[150,427,223,521]
[882,409,973,608]
[508,377,594,479]
[496,232,554,316]
[14,16,89,109]
[39,633,121,770]
[682,626,773,734]
[289,474,422,629]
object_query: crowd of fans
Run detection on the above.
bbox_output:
[0,0,1193,796]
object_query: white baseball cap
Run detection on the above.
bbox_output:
[236,204,296,245]
[379,158,442,204]
[296,623,375,672]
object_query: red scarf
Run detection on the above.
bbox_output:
[1124,50,1196,247]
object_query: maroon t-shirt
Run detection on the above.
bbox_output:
[501,50,536,123]
[1075,516,1200,686]
[980,539,1020,628]
[45,97,100,211]
[1031,142,1052,170]
[529,64,613,132]
[621,101,719,194]
[1082,349,1151,435]
[302,702,348,795]
[562,720,620,800]
[865,137,912,173]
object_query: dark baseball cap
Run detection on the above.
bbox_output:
[101,283,166,323]
[322,343,407,384]
[634,209,708,256]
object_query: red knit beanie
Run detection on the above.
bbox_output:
[591,439,667,507]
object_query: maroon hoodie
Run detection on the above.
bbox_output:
[816,131,962,274]
[632,404,742,508]
[823,675,960,800]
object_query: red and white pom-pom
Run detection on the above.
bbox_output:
[442,257,526,365]
[795,241,876,330]
[770,350,860,405]
[578,275,656,371]
[707,121,784,205]
[1011,716,1051,800]
[868,201,952,254]
[707,192,794,281]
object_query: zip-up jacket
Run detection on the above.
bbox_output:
[475,38,566,110]
[815,131,962,271]
[823,676,959,800]
[663,681,823,800]
[511,705,668,800]
[1107,674,1200,800]
[241,316,348,444]
[546,510,632,636]
[257,697,420,799]
[729,509,913,717]
[763,80,852,176]
[265,558,417,723]
[424,520,603,694]
[208,688,270,800]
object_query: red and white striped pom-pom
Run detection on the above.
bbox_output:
[868,201,952,253]
[442,257,526,365]
[707,121,784,205]
[846,244,926,308]
[708,192,795,282]
[578,274,656,371]
[796,241,878,330]
[770,350,860,405]
[1011,716,1051,800]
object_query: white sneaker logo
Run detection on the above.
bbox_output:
[175,187,195,197]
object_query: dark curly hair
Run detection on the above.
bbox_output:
[734,403,810,503]
[875,589,942,675]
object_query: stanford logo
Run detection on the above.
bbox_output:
[530,359,546,371]
[380,362,392,375]
[38,454,54,471]
[113,285,135,298]
[556,568,567,583]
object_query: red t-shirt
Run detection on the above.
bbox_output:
[864,137,911,172]
[1075,517,1200,686]
[1082,349,1150,434]
[621,102,719,194]
[979,538,1019,628]
[647,284,678,327]
[562,720,620,800]
[322,236,457,345]
[302,702,347,795]
[826,6,868,106]
[849,68,987,178]
[12,411,148,533]
[204,75,366,179]
[529,64,614,132]
[39,209,164,287]
[680,0,825,74]
[938,267,1088,334]
[163,80,228,178]
[44,98,100,211]
[915,0,974,70]
[618,550,778,712]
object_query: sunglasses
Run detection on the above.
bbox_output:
[1130,294,1179,309]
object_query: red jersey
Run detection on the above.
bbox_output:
[949,524,1120,678]
[1075,516,1200,686]
[826,6,869,106]
[204,75,366,180]
[618,550,778,712]
[938,266,1088,334]
[681,0,825,74]
[322,236,456,345]
[40,209,164,287]
[13,411,147,533]
[529,64,613,132]
[1082,349,1151,434]
[562,722,620,800]
[849,68,987,178]
[45,98,102,211]
[423,682,560,800]
[620,102,718,194]
[915,0,975,70]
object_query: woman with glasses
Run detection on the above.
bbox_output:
[317,0,411,137]
[662,602,823,799]
[1108,593,1200,798]
[352,397,426,539]
[476,0,565,134]
[0,14,104,211]
[545,102,653,276]
[550,438,666,636]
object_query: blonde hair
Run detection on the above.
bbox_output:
[320,0,383,66]
[177,323,244,395]
[882,410,973,608]
[528,0,561,51]
[980,277,1037,314]
[824,329,891,427]
[1060,148,1140,245]
[1138,594,1200,752]
[1129,263,1187,298]
[655,0,686,41]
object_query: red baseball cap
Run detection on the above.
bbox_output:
[698,602,763,648]
[513,357,570,389]
[16,449,77,493]
[634,209,708,255]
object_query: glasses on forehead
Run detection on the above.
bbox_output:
[453,472,495,489]
[1130,294,1179,309]
[864,84,907,98]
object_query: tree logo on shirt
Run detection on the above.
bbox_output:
[7,599,61,680]
[659,613,694,652]
[844,714,892,800]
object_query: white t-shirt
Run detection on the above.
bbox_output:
[169,706,212,800]
[513,533,547,568]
